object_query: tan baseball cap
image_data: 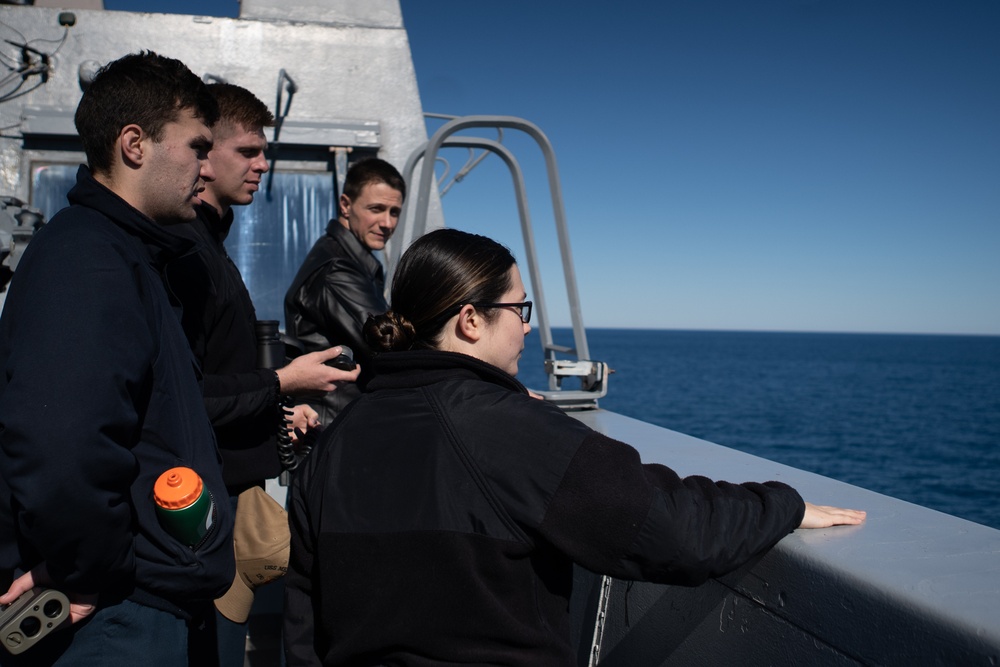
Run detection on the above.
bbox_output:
[214,486,290,623]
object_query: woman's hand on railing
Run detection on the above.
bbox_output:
[799,502,867,529]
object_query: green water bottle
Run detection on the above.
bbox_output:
[153,467,214,547]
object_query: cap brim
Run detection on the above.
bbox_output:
[214,572,255,624]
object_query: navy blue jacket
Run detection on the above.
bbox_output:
[0,167,234,615]
[165,202,281,491]
[285,350,805,666]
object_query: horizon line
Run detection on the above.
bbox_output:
[536,326,1000,338]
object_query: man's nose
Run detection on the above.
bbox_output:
[201,159,216,182]
[253,154,269,174]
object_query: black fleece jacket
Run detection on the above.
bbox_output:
[0,167,234,614]
[165,202,282,490]
[284,350,805,666]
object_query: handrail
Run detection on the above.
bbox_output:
[571,409,1000,664]
[421,113,502,198]
[402,115,590,363]
[397,135,560,383]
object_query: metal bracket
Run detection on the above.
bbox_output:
[536,360,610,410]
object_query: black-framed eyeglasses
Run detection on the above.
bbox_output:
[472,301,532,324]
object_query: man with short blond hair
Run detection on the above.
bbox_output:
[165,82,359,666]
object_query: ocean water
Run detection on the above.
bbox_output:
[517,329,1000,530]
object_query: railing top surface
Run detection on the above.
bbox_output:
[573,408,1000,647]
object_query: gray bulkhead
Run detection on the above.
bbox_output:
[0,0,442,321]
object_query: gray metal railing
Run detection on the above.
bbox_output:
[397,115,608,406]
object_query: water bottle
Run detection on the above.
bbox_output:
[153,467,214,546]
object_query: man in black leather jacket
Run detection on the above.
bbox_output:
[284,158,405,423]
[0,52,234,666]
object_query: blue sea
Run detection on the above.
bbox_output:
[517,329,1000,530]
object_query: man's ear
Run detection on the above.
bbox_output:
[339,193,352,219]
[455,304,483,342]
[119,124,145,167]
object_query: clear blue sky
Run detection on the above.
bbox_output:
[105,0,1000,335]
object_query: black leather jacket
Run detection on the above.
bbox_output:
[284,220,387,421]
[284,350,805,666]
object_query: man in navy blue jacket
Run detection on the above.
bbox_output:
[168,83,358,499]
[165,83,360,666]
[0,52,235,665]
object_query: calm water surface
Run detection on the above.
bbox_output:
[519,329,1000,530]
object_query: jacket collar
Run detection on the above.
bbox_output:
[67,165,196,267]
[326,219,383,280]
[368,349,528,395]
[194,200,236,244]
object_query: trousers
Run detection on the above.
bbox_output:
[0,599,189,667]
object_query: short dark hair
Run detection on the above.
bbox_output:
[343,158,406,203]
[74,51,219,174]
[208,82,274,133]
[364,229,515,352]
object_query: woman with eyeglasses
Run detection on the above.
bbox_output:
[283,228,865,667]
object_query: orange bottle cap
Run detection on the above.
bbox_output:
[154,467,204,510]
